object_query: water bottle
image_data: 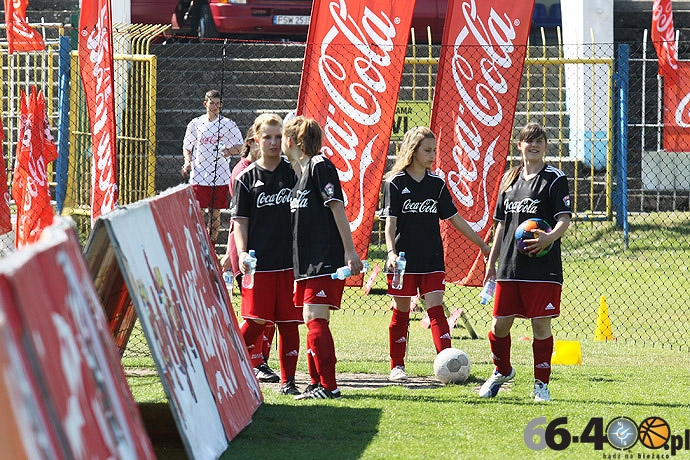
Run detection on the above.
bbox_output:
[223,270,233,288]
[218,141,226,154]
[331,260,370,280]
[242,249,257,289]
[391,251,406,290]
[479,277,496,305]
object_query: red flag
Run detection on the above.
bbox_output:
[3,0,46,54]
[78,0,119,224]
[662,61,690,152]
[0,116,10,235]
[652,0,678,81]
[297,0,415,273]
[431,0,534,286]
[12,88,56,248]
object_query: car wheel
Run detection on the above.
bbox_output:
[198,3,219,38]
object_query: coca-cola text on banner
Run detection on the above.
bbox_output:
[297,0,416,280]
[430,0,534,286]
[652,0,678,82]
[78,0,119,225]
[662,61,690,152]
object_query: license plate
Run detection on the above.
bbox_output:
[273,15,310,26]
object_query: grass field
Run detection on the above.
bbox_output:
[122,213,690,459]
[126,312,690,460]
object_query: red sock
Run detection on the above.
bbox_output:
[307,318,338,391]
[427,305,451,353]
[262,322,276,361]
[533,336,553,384]
[488,330,512,376]
[305,331,318,385]
[389,308,410,368]
[240,320,266,367]
[277,322,299,384]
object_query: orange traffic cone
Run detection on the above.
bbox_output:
[594,295,615,341]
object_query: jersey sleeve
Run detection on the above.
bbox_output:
[312,158,344,205]
[380,177,400,219]
[550,174,572,218]
[183,119,197,152]
[223,118,244,147]
[437,182,458,220]
[232,172,252,219]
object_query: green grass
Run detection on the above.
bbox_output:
[126,313,690,460]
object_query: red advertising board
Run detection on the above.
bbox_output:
[92,184,261,459]
[0,219,155,459]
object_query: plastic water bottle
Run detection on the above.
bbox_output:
[242,249,257,289]
[331,261,370,280]
[223,270,233,288]
[391,251,406,290]
[218,141,226,154]
[479,277,496,305]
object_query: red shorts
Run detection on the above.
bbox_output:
[240,269,302,323]
[493,281,562,319]
[192,184,229,209]
[386,271,445,297]
[294,275,346,310]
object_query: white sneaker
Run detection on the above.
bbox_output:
[532,379,551,402]
[478,367,516,398]
[388,365,409,381]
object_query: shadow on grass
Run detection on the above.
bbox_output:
[138,401,382,460]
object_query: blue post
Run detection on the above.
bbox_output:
[55,36,71,214]
[614,44,629,248]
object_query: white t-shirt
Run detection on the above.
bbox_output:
[183,114,243,186]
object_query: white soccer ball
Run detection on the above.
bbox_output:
[433,347,471,384]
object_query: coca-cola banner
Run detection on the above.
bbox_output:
[3,0,45,54]
[78,0,119,225]
[431,0,534,285]
[297,0,415,264]
[662,61,690,152]
[652,0,678,81]
[92,185,261,459]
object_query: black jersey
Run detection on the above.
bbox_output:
[232,158,296,271]
[494,165,572,283]
[380,170,458,273]
[290,155,345,278]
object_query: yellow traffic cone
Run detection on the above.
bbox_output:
[594,296,615,341]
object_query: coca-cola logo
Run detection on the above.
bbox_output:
[316,0,401,231]
[653,0,678,71]
[257,188,292,208]
[504,198,540,215]
[290,189,310,210]
[439,0,519,233]
[401,199,438,214]
[82,2,118,218]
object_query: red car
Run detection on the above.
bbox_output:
[131,0,448,43]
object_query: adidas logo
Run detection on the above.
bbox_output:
[254,179,265,187]
[394,337,407,344]
[545,303,556,310]
[315,290,327,298]
[535,362,551,369]
[401,187,411,194]
[440,333,452,340]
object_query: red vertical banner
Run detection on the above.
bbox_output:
[78,0,119,224]
[3,0,46,54]
[662,61,690,152]
[0,115,11,235]
[12,88,57,248]
[652,0,678,81]
[297,0,415,262]
[431,0,533,286]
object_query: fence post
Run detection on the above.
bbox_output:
[56,35,71,214]
[614,44,629,247]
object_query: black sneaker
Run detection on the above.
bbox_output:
[294,386,341,400]
[304,383,320,393]
[279,378,300,396]
[254,363,280,383]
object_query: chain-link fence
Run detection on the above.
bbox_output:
[1,29,689,357]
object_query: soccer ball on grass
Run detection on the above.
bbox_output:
[433,347,471,384]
